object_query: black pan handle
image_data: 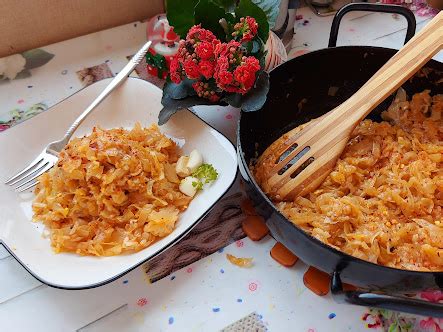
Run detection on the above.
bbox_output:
[328,3,416,48]
[331,271,443,318]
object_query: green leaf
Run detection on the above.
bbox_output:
[166,0,198,38]
[403,322,413,328]
[379,309,393,319]
[22,103,47,120]
[251,40,261,53]
[251,0,281,29]
[222,93,242,108]
[163,79,196,99]
[194,0,228,40]
[235,0,269,42]
[388,323,398,332]
[224,12,237,25]
[244,39,261,54]
[9,109,21,119]
[159,95,215,125]
[22,49,54,69]
[259,49,267,68]
[14,69,32,80]
[240,70,269,112]
[212,0,237,11]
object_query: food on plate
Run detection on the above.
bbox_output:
[32,123,218,256]
[253,91,443,271]
[226,253,253,267]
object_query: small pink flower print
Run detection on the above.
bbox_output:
[248,282,259,292]
[137,298,148,307]
[419,291,443,331]
[0,124,10,132]
[186,267,193,273]
[420,290,443,303]
[421,318,436,330]
[361,312,382,329]
[236,240,244,248]
[420,317,443,332]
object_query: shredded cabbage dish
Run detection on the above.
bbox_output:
[32,123,193,256]
[255,91,443,271]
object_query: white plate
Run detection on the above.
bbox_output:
[0,78,237,289]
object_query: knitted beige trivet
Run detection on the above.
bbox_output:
[220,312,267,332]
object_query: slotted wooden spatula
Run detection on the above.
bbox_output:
[258,12,442,201]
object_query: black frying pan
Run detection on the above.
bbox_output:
[238,3,443,316]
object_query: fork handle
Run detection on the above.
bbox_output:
[60,40,152,144]
[324,12,442,132]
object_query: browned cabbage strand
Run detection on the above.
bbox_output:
[32,123,193,256]
[255,91,443,271]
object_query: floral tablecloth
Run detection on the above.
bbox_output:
[0,6,442,332]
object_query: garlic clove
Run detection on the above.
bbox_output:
[179,176,199,197]
[176,156,190,177]
[186,149,203,173]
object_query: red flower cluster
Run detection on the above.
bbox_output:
[214,40,260,94]
[193,81,219,102]
[169,25,218,84]
[169,18,261,101]
[232,16,259,43]
[169,25,221,100]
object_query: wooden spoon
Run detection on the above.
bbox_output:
[259,11,442,201]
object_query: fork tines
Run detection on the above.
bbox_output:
[5,151,56,192]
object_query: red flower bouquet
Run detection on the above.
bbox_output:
[159,0,278,124]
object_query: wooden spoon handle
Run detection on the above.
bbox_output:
[324,12,442,131]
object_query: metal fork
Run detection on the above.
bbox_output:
[4,40,152,192]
